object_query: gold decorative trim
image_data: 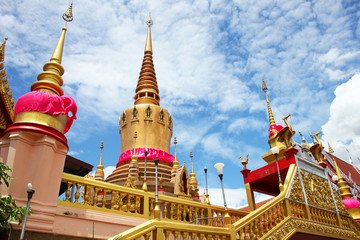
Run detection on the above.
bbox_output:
[268,218,359,240]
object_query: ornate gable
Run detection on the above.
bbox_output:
[0,37,15,132]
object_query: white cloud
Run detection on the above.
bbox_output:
[322,74,360,167]
[68,150,84,156]
[104,166,116,179]
[2,0,360,191]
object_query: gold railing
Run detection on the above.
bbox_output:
[60,167,360,240]
[109,219,231,240]
[58,173,247,224]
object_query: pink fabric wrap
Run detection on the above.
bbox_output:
[117,147,174,168]
[14,91,77,134]
[268,125,284,136]
[343,198,360,209]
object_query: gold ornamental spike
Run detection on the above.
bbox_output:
[31,3,74,96]
[262,79,276,126]
[95,141,105,181]
[0,37,7,62]
[145,15,153,52]
[190,151,194,173]
[333,157,353,200]
[172,137,179,170]
[134,16,160,106]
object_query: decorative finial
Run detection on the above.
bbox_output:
[262,79,276,126]
[31,3,74,95]
[95,140,105,181]
[189,151,198,192]
[328,142,334,154]
[134,15,159,105]
[0,37,7,62]
[240,154,249,169]
[262,79,268,91]
[172,137,179,169]
[62,3,73,22]
[146,14,153,26]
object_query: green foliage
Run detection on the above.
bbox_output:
[0,162,27,233]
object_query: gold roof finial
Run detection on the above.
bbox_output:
[189,151,198,191]
[31,3,73,96]
[172,137,180,170]
[262,79,276,126]
[0,37,15,128]
[328,142,334,154]
[62,2,74,23]
[95,141,105,181]
[0,37,8,61]
[145,14,153,52]
[190,151,194,173]
[134,15,160,106]
[333,157,353,200]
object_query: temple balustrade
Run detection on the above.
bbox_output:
[58,173,247,225]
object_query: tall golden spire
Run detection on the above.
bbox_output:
[95,141,105,181]
[189,151,198,191]
[31,3,73,96]
[262,79,276,126]
[134,15,160,106]
[333,157,353,200]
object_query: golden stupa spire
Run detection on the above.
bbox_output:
[262,79,276,126]
[31,3,73,96]
[134,15,160,106]
[95,141,105,181]
[172,137,180,171]
[189,151,198,190]
[333,157,353,200]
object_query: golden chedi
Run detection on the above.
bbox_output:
[106,16,174,193]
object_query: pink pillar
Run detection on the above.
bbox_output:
[0,123,68,233]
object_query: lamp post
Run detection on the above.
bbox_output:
[142,148,148,191]
[214,163,230,226]
[271,147,283,192]
[20,183,35,240]
[204,166,209,204]
[154,159,160,219]
[214,163,227,210]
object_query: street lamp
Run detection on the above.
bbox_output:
[142,148,149,191]
[20,183,35,240]
[271,147,283,192]
[214,163,227,210]
[154,159,160,219]
[204,166,209,204]
[332,175,339,184]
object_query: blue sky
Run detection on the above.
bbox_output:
[1,0,360,208]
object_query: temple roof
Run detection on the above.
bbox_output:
[0,37,15,132]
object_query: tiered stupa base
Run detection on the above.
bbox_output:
[106,160,175,194]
